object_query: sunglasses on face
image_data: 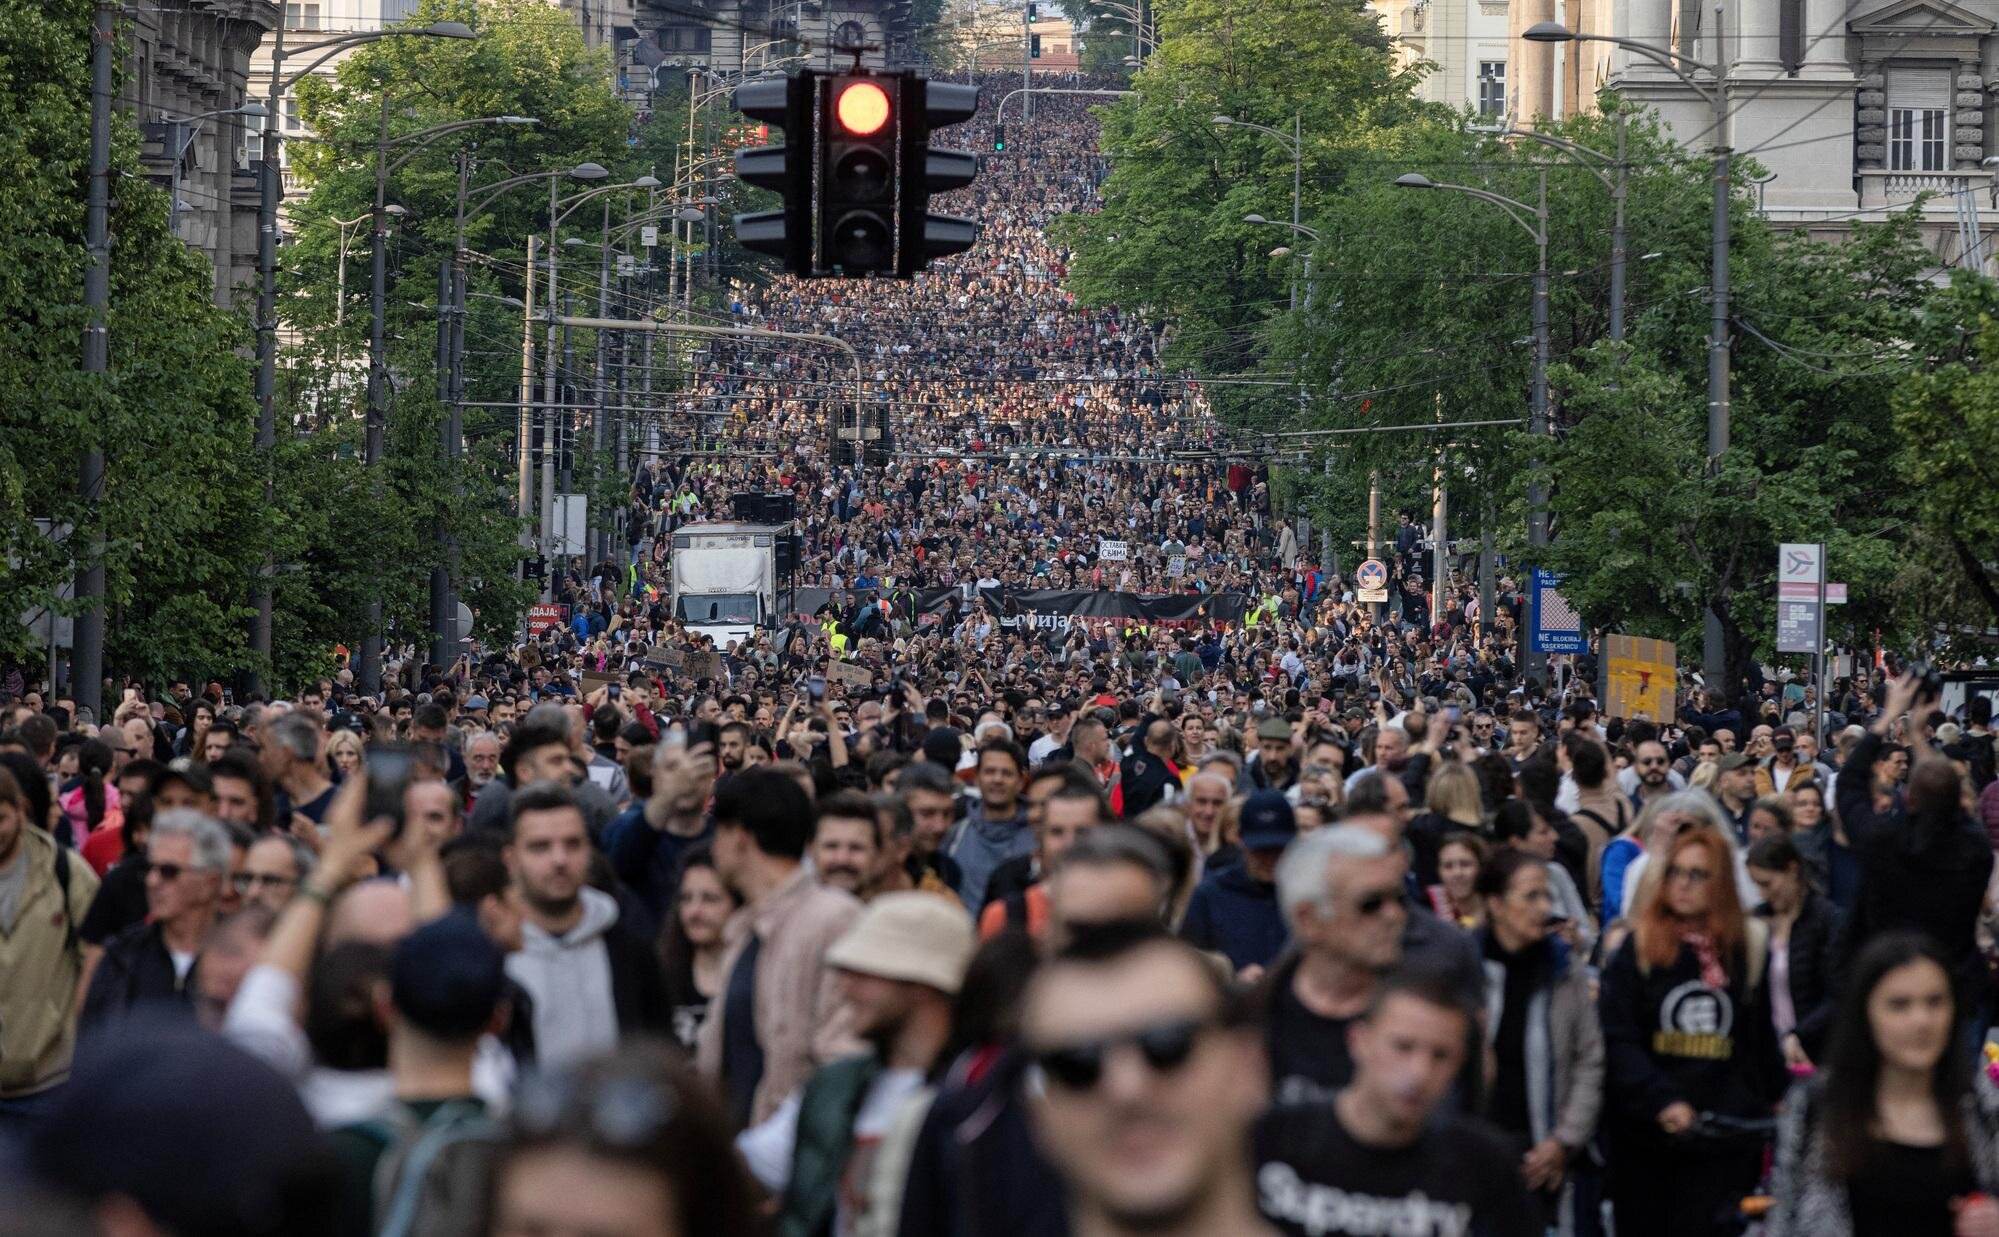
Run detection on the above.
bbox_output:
[1354,887,1402,916]
[232,872,296,893]
[1029,1016,1213,1092]
[144,861,190,882]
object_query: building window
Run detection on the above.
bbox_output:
[245,132,262,164]
[1478,61,1506,117]
[284,2,320,29]
[659,25,710,52]
[1888,69,1951,172]
[283,94,302,133]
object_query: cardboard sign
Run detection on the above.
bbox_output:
[682,650,722,681]
[1167,555,1187,578]
[1097,539,1128,562]
[646,644,684,669]
[826,660,876,689]
[517,646,543,671]
[1603,634,1677,723]
[580,671,620,699]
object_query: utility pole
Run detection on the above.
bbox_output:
[1703,0,1734,688]
[1367,469,1382,627]
[359,92,391,696]
[594,199,613,565]
[428,158,456,669]
[518,234,539,569]
[74,0,114,721]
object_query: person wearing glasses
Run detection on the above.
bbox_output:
[1600,824,1783,1237]
[1256,968,1538,1237]
[78,808,229,1032]
[236,834,312,915]
[1021,922,1275,1237]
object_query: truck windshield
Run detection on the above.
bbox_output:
[678,593,759,625]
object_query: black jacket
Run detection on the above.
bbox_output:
[1767,890,1842,1059]
[78,921,196,1033]
[896,1048,1068,1237]
[1835,732,1995,1003]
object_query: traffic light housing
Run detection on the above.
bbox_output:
[732,74,813,274]
[1030,33,1042,58]
[993,121,1005,153]
[730,69,980,280]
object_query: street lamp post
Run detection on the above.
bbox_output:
[250,17,474,694]
[1524,16,1732,683]
[1214,113,1302,311]
[1396,169,1551,689]
[355,109,535,692]
[1477,110,1629,342]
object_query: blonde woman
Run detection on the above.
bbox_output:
[1409,761,1487,886]
[325,728,364,783]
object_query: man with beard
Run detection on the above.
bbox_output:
[894,762,962,901]
[1022,923,1277,1237]
[811,791,884,900]
[718,720,755,775]
[1629,739,1677,810]
[737,893,975,1235]
[501,782,668,1068]
[455,731,502,819]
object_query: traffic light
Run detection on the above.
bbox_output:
[731,70,980,279]
[1027,3,1037,18]
[732,74,813,274]
[993,122,1005,153]
[1030,33,1042,58]
[819,73,900,274]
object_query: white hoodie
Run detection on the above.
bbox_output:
[506,885,622,1069]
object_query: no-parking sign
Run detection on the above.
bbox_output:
[1356,558,1389,603]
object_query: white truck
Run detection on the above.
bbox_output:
[669,521,787,649]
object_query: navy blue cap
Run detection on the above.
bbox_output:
[391,910,506,1039]
[1239,789,1298,850]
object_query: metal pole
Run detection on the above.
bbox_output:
[518,234,538,562]
[1704,4,1733,686]
[1610,111,1627,343]
[1479,506,1495,641]
[429,240,452,669]
[74,0,114,721]
[359,93,389,697]
[1525,168,1550,691]
[1367,469,1381,628]
[542,177,561,584]
[250,20,289,694]
[1812,541,1827,748]
[1289,111,1301,313]
[592,203,612,564]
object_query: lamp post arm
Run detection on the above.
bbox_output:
[1569,32,1717,105]
[1425,180,1544,245]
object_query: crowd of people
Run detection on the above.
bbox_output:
[9,70,1999,1237]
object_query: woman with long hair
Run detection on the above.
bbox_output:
[658,844,739,1053]
[1476,848,1605,1235]
[1746,832,1843,1070]
[1600,825,1784,1237]
[1407,760,1486,886]
[1770,932,1999,1237]
[325,729,364,783]
[1428,833,1486,929]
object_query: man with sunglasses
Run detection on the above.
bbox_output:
[79,808,229,1032]
[1021,922,1275,1237]
[1255,969,1536,1237]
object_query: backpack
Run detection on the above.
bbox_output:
[354,1100,500,1237]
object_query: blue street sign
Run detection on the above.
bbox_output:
[1530,568,1587,654]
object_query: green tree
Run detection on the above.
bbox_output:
[0,0,266,691]
[266,0,633,682]
[1892,274,1999,651]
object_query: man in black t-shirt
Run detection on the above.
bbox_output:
[1255,969,1536,1237]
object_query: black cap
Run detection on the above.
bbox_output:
[391,910,506,1039]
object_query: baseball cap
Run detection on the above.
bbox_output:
[1239,789,1298,850]
[825,892,977,994]
[1256,716,1293,741]
[1717,753,1754,772]
[391,911,506,1039]
[464,694,490,711]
